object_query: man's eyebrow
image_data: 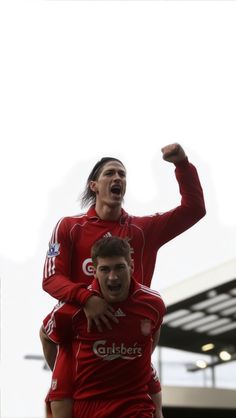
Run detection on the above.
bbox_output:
[98,263,126,268]
[103,168,126,173]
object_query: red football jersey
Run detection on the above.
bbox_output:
[43,159,205,304]
[43,278,166,400]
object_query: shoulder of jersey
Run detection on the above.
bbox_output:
[134,285,166,311]
[59,213,88,225]
[68,212,88,220]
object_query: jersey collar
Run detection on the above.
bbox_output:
[87,206,128,224]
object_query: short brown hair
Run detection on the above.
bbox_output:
[91,236,132,267]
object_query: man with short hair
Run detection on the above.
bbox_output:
[41,237,166,418]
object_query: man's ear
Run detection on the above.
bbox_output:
[130,259,134,274]
[90,180,97,193]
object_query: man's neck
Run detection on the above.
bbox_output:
[94,203,122,221]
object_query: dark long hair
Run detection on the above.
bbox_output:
[80,157,125,208]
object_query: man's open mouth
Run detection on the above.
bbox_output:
[110,185,122,195]
[107,283,122,292]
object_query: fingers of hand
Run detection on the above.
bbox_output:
[107,305,115,313]
[94,319,103,333]
[100,315,112,330]
[87,312,119,332]
[94,312,119,331]
[105,310,119,324]
[87,319,93,333]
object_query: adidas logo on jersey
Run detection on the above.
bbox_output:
[114,308,126,317]
[103,232,112,238]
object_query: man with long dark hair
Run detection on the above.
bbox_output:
[41,143,206,417]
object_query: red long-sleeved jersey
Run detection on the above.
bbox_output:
[43,278,166,400]
[43,158,205,305]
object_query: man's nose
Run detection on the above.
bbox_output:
[108,270,118,280]
[113,172,122,180]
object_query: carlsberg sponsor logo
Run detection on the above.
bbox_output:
[93,340,143,361]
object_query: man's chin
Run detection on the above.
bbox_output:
[107,293,123,303]
[108,199,122,207]
[109,193,124,203]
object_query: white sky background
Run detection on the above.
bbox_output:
[1,0,236,417]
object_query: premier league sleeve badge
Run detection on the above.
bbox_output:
[47,242,60,258]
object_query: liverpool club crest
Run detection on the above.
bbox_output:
[140,318,152,336]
